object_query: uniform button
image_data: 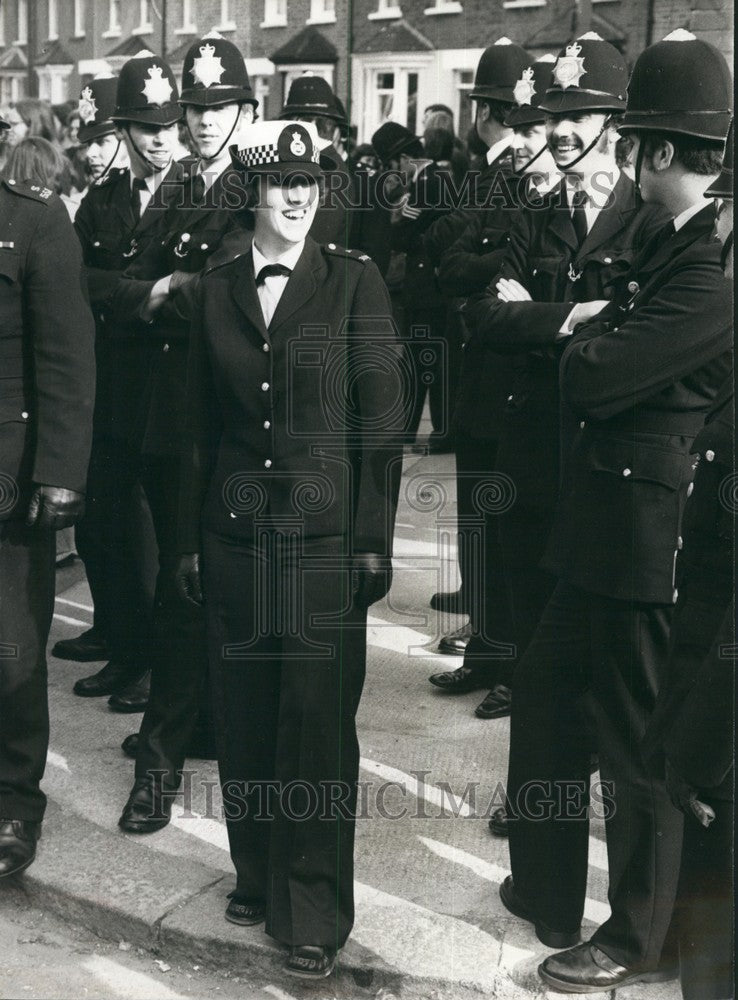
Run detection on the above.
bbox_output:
[262,343,270,352]
[163,343,170,352]
[200,243,209,250]
[673,588,679,603]
[613,327,619,332]
[8,178,15,185]
[93,240,101,248]
[628,281,639,294]
[21,411,29,420]
[507,394,514,402]
[677,536,683,550]
[418,262,424,268]
[579,420,586,429]
[604,256,612,264]
[261,382,269,391]
[230,512,236,519]
[482,237,489,244]
[532,268,538,276]
[622,468,631,477]
[328,243,336,250]
[687,482,694,497]
[263,420,271,430]
[705,449,715,462]
[264,459,272,469]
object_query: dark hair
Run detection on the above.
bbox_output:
[295,114,336,142]
[1,136,69,193]
[625,129,725,175]
[425,103,454,118]
[423,127,453,163]
[476,99,511,127]
[13,98,60,143]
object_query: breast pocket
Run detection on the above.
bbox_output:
[584,250,634,299]
[527,255,564,300]
[88,230,125,266]
[0,250,20,285]
[587,436,687,494]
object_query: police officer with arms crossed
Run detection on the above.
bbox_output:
[175,121,402,979]
[67,53,185,712]
[109,33,257,834]
[492,30,733,993]
[0,111,95,878]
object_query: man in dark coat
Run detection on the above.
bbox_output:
[109,33,258,834]
[0,119,95,876]
[67,53,185,712]
[175,120,402,979]
[494,32,733,994]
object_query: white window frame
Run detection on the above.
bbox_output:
[36,63,74,103]
[261,0,287,28]
[368,0,403,20]
[502,0,546,8]
[14,0,29,44]
[175,0,198,35]
[307,0,336,25]
[132,0,154,35]
[0,3,5,46]
[215,0,237,31]
[74,0,86,37]
[48,0,59,40]
[424,0,463,14]
[102,0,122,38]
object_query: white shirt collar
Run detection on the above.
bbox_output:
[129,171,161,195]
[673,201,706,232]
[196,152,231,192]
[486,136,512,166]
[565,167,620,210]
[252,240,305,278]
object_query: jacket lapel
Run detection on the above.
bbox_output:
[111,172,136,230]
[230,249,269,341]
[268,239,322,334]
[578,173,636,255]
[137,160,182,235]
[636,203,717,278]
[546,182,578,251]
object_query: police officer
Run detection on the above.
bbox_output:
[0,111,95,877]
[68,53,185,712]
[175,121,402,978]
[110,33,258,833]
[279,75,352,245]
[50,76,128,667]
[494,31,732,993]
[429,56,559,710]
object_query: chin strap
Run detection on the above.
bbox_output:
[185,103,243,164]
[549,113,612,172]
[720,229,733,270]
[123,125,172,175]
[517,140,550,173]
[96,138,124,182]
[633,137,647,204]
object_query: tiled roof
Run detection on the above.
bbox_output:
[355,19,434,54]
[35,39,74,66]
[270,26,339,64]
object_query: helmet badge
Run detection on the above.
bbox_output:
[513,67,536,106]
[290,131,307,157]
[142,65,174,106]
[553,41,587,90]
[191,42,225,88]
[78,86,98,124]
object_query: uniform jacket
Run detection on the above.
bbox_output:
[309,143,353,247]
[465,173,667,510]
[0,179,95,520]
[109,162,253,455]
[179,239,403,555]
[545,205,733,603]
[349,166,393,278]
[73,160,183,443]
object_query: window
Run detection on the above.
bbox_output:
[176,0,197,34]
[368,0,403,20]
[307,0,336,24]
[0,2,5,45]
[48,0,58,39]
[74,0,86,36]
[262,0,287,27]
[455,68,474,140]
[132,0,154,34]
[103,0,122,37]
[216,0,236,30]
[16,0,28,44]
[424,0,463,14]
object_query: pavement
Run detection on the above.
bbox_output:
[3,445,682,1000]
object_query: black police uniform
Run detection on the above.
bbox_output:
[0,178,95,823]
[180,235,403,948]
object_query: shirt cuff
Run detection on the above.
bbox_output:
[556,304,579,341]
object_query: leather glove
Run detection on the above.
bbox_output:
[26,486,85,529]
[352,553,392,610]
[174,552,204,607]
[665,759,715,828]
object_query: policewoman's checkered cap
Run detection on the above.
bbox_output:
[230,121,324,178]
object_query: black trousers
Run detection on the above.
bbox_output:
[134,454,213,789]
[75,434,154,662]
[403,306,461,441]
[455,437,516,686]
[0,520,55,821]
[506,580,683,969]
[203,528,367,949]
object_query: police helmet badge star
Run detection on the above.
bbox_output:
[513,67,536,106]
[142,65,174,106]
[191,41,225,88]
[553,40,587,89]
[78,86,98,124]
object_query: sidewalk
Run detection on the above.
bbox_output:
[6,448,681,1000]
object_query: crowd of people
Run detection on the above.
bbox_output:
[0,24,733,998]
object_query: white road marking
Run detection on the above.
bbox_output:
[47,750,70,773]
[419,836,612,927]
[365,613,462,658]
[263,986,300,1000]
[52,612,91,628]
[55,596,94,613]
[360,757,474,817]
[82,955,188,999]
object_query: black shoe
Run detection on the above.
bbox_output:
[108,671,151,713]
[429,589,467,615]
[118,780,173,834]
[0,821,40,879]
[224,892,266,926]
[488,807,509,837]
[538,942,676,993]
[121,733,139,759]
[73,660,142,698]
[284,945,337,979]
[52,627,109,663]
[437,622,472,655]
[428,664,489,694]
[499,876,580,950]
[475,684,512,719]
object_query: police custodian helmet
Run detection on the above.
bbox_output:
[705,118,734,200]
[179,31,257,109]
[280,75,345,124]
[230,121,329,180]
[112,50,181,126]
[77,76,119,143]
[540,32,628,114]
[505,55,556,128]
[469,37,530,105]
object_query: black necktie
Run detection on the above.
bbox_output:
[191,173,206,206]
[131,177,147,218]
[256,263,292,285]
[571,188,588,246]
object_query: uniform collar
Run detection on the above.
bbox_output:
[486,136,512,166]
[565,167,620,210]
[252,239,305,276]
[673,200,707,232]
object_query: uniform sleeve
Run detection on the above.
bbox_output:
[108,227,169,325]
[560,255,733,420]
[347,261,404,555]
[73,188,126,308]
[464,210,572,351]
[28,197,96,492]
[438,213,509,297]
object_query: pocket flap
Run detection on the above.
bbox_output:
[588,437,686,490]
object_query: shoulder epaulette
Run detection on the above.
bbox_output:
[2,177,54,203]
[322,243,372,263]
[94,166,128,187]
